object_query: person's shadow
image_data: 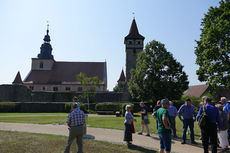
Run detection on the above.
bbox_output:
[83,134,95,139]
[128,144,157,153]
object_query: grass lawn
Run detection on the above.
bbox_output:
[0,130,156,153]
[0,113,201,138]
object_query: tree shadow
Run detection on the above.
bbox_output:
[128,144,157,153]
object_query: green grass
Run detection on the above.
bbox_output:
[0,130,157,153]
[0,113,201,138]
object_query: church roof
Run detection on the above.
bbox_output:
[24,61,107,84]
[12,71,23,84]
[125,19,145,40]
[117,69,126,82]
[184,84,210,97]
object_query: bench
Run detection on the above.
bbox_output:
[97,111,114,115]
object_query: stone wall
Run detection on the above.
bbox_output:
[0,85,31,102]
[0,84,130,103]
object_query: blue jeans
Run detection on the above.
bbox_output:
[183,119,194,142]
[158,132,171,152]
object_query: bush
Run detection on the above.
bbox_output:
[64,102,87,113]
[0,102,17,112]
[95,103,120,114]
[95,102,134,116]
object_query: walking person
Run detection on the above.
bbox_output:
[153,98,172,153]
[216,104,229,151]
[124,105,136,145]
[138,102,150,136]
[178,98,197,144]
[196,97,221,153]
[64,103,85,153]
[168,101,178,138]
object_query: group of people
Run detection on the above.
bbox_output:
[124,96,230,153]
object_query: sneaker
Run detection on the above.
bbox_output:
[181,141,186,144]
[145,134,150,136]
[191,141,198,144]
[138,132,142,135]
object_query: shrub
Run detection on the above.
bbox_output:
[95,102,134,116]
[0,102,17,112]
[64,102,87,113]
[95,103,120,114]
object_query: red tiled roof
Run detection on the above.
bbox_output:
[117,69,126,82]
[184,84,209,97]
[125,19,145,40]
[12,71,23,84]
[24,61,106,84]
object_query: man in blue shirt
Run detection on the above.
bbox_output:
[178,98,197,144]
[168,101,178,138]
[196,97,221,153]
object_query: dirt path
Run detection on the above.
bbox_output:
[0,114,115,118]
[0,122,206,153]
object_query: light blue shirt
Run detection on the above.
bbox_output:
[223,102,230,116]
[178,104,196,120]
[168,105,177,117]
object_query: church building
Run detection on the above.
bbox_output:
[21,25,107,92]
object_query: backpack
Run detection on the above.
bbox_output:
[198,106,208,129]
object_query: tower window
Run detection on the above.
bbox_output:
[40,62,44,68]
[29,86,34,90]
[133,49,136,55]
[137,41,141,45]
[128,41,132,45]
[53,87,58,91]
[42,87,46,90]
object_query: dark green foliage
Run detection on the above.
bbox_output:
[64,102,87,113]
[195,0,230,88]
[128,40,189,102]
[113,82,127,92]
[95,103,120,113]
[95,102,134,116]
[0,102,17,112]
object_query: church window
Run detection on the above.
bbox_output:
[137,41,141,45]
[42,87,46,90]
[29,86,34,90]
[133,49,136,55]
[66,87,71,91]
[78,87,83,92]
[128,41,132,45]
[53,87,58,91]
[40,62,44,68]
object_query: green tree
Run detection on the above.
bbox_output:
[195,0,230,88]
[76,72,101,110]
[128,40,189,102]
[113,82,127,92]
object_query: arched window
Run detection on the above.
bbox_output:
[40,62,43,68]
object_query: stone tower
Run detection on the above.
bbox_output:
[124,18,145,81]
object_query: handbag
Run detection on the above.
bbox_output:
[198,106,208,129]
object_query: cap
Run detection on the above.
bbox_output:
[161,98,169,104]
[186,98,191,102]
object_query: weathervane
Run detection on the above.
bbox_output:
[46,20,49,35]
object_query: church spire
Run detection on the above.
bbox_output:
[125,18,145,41]
[37,24,54,59]
[117,69,126,82]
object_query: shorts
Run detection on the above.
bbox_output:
[158,132,171,152]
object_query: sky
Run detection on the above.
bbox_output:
[0,0,220,91]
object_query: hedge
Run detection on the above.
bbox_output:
[64,102,87,113]
[95,102,134,116]
[0,102,17,112]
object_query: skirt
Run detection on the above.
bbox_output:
[124,123,132,142]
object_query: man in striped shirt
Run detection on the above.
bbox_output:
[64,103,85,153]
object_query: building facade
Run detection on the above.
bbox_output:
[23,26,107,92]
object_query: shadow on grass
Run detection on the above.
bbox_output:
[128,144,157,153]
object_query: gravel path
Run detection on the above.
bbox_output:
[0,122,205,153]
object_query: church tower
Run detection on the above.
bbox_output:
[31,24,54,71]
[124,18,145,81]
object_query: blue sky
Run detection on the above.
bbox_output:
[0,0,220,90]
